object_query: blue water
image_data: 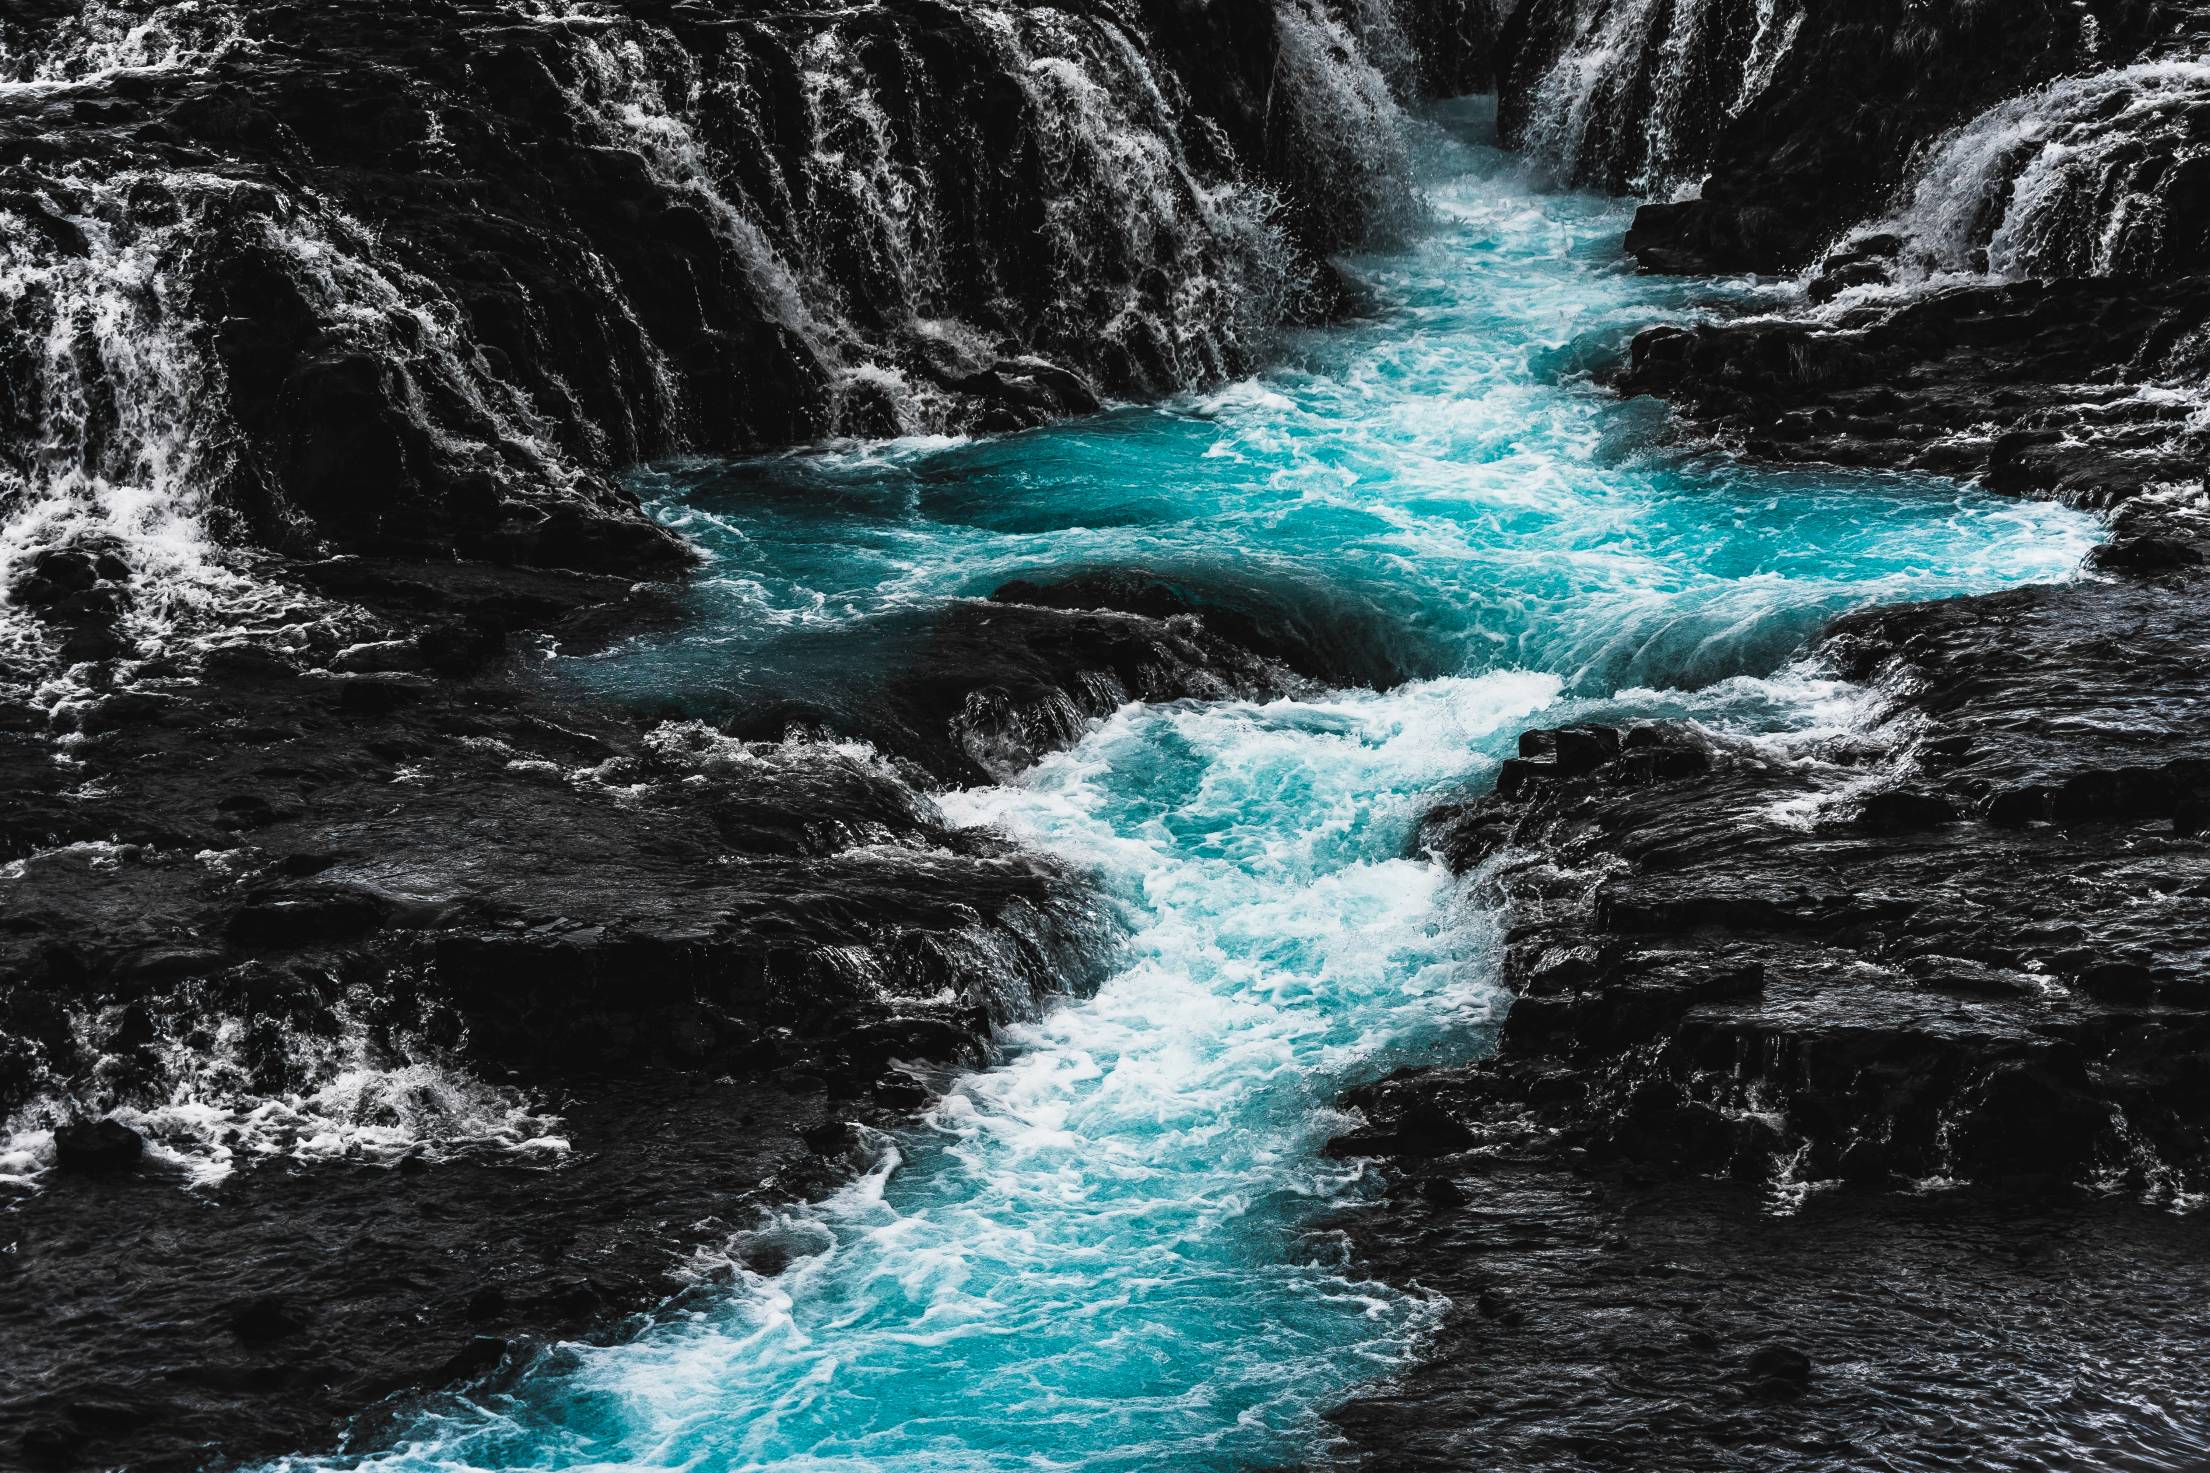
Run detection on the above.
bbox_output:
[291,102,2097,1472]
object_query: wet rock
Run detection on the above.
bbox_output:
[771,581,1352,784]
[1836,1139,1890,1186]
[1855,789,1956,833]
[798,1121,863,1159]
[330,640,426,674]
[51,1120,144,1175]
[435,1336,508,1384]
[2088,533,2206,576]
[335,677,425,718]
[987,566,1429,691]
[465,1286,510,1322]
[226,885,396,948]
[1418,1175,1468,1209]
[16,1421,80,1469]
[227,1296,308,1342]
[1612,276,2210,526]
[1744,1342,1814,1395]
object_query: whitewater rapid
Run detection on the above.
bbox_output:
[272,100,2097,1472]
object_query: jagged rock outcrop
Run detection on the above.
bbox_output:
[1325,514,2210,1473]
[1614,276,2210,514]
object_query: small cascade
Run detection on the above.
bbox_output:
[0,985,569,1192]
[1878,59,2210,282]
[0,0,248,87]
[1506,0,1787,199]
[0,171,331,690]
[1271,0,1421,245]
[1797,57,2210,442]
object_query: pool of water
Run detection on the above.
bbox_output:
[288,99,2098,1472]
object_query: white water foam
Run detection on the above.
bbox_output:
[1,1027,567,1193]
[0,171,350,694]
[1882,59,2210,282]
[1518,0,1790,199]
[0,0,249,90]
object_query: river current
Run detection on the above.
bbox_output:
[283,99,2098,1473]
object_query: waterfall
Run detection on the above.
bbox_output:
[1509,0,1785,199]
[1880,60,2210,282]
[0,0,1437,698]
[1272,0,1420,243]
[1728,0,1799,119]
[0,172,333,690]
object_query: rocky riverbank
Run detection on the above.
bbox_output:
[1323,2,2210,1466]
[1323,427,2210,1472]
[7,0,2210,1469]
[1,543,1443,1468]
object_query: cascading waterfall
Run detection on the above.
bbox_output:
[1879,59,2210,282]
[0,0,1425,696]
[1510,0,1793,198]
[0,172,324,688]
[1269,0,1420,243]
[1801,56,2210,437]
[1730,0,1800,119]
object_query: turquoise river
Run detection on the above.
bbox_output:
[279,99,2099,1473]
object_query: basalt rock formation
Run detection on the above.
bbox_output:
[1326,537,2210,1470]
[1324,2,2210,1468]
[8,0,2210,1468]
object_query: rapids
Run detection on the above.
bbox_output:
[277,99,2098,1472]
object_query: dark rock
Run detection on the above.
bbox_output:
[227,1296,308,1342]
[17,1421,80,1469]
[1419,1175,1468,1209]
[798,1121,863,1159]
[465,1286,510,1322]
[434,1336,508,1384]
[335,678,423,718]
[1836,1139,1890,1186]
[1743,1343,1813,1388]
[51,1120,143,1175]
[226,886,396,947]
[2088,533,2206,576]
[1855,789,1956,833]
[735,571,1414,785]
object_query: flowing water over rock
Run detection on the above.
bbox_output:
[1501,0,1804,199]
[261,100,2098,1473]
[0,0,1420,699]
[1867,58,2210,285]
